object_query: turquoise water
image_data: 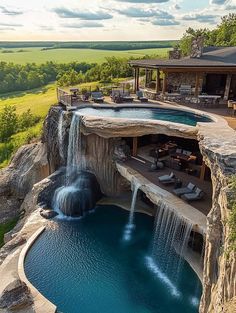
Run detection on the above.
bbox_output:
[25,205,201,313]
[77,107,212,126]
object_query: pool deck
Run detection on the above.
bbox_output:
[63,96,236,130]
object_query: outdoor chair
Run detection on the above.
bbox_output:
[173,182,196,197]
[121,91,134,102]
[181,187,204,202]
[136,91,148,102]
[111,90,123,103]
[91,91,104,103]
[158,172,176,184]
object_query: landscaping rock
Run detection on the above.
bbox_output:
[40,209,58,219]
[0,279,33,310]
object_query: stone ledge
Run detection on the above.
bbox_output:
[18,226,57,313]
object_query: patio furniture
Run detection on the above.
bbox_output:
[70,88,80,102]
[173,182,196,197]
[82,92,90,102]
[179,85,192,95]
[158,172,176,184]
[111,90,123,103]
[91,91,104,103]
[121,91,134,102]
[198,95,221,108]
[228,100,236,116]
[181,187,204,202]
[136,91,148,102]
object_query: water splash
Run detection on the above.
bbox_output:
[123,180,141,241]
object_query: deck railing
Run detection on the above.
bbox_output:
[57,88,72,106]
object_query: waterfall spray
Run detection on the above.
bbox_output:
[123,179,141,241]
[146,202,193,296]
[58,110,64,161]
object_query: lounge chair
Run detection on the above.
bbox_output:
[121,91,134,102]
[136,91,148,102]
[158,172,176,184]
[181,187,204,202]
[173,182,196,197]
[91,91,104,103]
[111,90,123,103]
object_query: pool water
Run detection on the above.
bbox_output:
[77,107,212,126]
[25,205,201,313]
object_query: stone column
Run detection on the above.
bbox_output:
[162,72,167,95]
[145,69,148,88]
[224,74,232,101]
[195,73,201,97]
[155,69,160,94]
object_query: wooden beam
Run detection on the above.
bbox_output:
[136,68,140,91]
[145,69,148,87]
[200,161,206,181]
[155,69,160,93]
[224,74,232,100]
[132,137,138,157]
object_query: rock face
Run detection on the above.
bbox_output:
[198,120,236,313]
[0,142,49,224]
[0,279,33,311]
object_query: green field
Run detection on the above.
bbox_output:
[0,83,57,116]
[0,47,169,65]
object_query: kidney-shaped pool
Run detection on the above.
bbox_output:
[77,107,212,126]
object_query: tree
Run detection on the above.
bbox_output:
[0,105,18,142]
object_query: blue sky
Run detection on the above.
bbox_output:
[0,0,235,40]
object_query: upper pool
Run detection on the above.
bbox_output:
[25,205,201,313]
[77,107,212,126]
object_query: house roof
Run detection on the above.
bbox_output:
[129,46,236,69]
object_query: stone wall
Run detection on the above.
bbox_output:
[168,72,203,92]
[197,120,236,313]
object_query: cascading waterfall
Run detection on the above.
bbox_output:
[66,113,81,177]
[53,112,101,218]
[58,110,64,161]
[123,180,141,241]
[146,202,193,297]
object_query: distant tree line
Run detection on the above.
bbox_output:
[0,40,176,51]
[179,13,236,56]
[0,61,94,93]
[0,54,163,93]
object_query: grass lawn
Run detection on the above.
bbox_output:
[0,217,18,247]
[0,83,57,116]
[0,47,169,65]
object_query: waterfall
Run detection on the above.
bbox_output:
[67,114,81,172]
[58,110,64,161]
[53,171,102,218]
[123,180,141,241]
[52,112,102,218]
[146,202,193,296]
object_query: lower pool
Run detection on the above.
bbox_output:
[24,205,201,313]
[77,107,212,126]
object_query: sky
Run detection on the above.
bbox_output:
[0,0,235,41]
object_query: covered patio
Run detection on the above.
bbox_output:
[130,46,236,107]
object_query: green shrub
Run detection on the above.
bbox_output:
[0,105,18,142]
[18,109,41,131]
